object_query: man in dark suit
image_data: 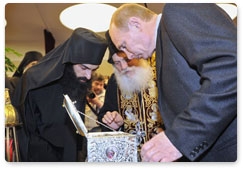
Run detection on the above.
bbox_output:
[108,3,237,162]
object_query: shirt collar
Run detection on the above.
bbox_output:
[154,13,162,47]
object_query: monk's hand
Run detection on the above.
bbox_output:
[102,111,124,130]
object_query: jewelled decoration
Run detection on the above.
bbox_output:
[87,132,137,162]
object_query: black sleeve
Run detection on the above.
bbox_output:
[98,74,119,131]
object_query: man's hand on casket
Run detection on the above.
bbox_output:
[141,131,182,162]
[102,111,124,130]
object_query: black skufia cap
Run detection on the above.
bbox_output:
[105,30,119,64]
[12,51,43,77]
[63,28,108,65]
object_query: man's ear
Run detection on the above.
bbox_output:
[128,17,141,30]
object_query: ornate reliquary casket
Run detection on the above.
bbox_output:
[63,94,137,162]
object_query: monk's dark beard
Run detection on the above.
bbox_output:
[60,63,91,112]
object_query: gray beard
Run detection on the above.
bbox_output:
[114,60,153,96]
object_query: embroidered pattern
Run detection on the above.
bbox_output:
[117,53,163,151]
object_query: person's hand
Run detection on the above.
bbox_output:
[141,131,183,162]
[102,111,124,130]
[88,96,103,109]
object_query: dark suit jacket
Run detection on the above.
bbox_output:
[156,4,237,161]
